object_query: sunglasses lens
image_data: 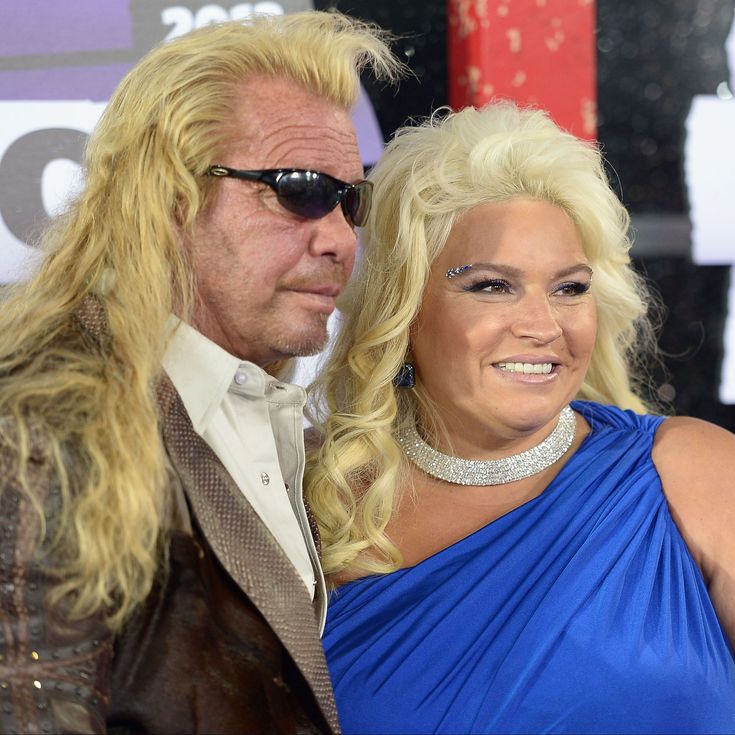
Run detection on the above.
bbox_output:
[272,171,372,226]
[276,171,338,220]
[345,181,372,227]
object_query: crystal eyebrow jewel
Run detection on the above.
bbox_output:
[446,264,473,279]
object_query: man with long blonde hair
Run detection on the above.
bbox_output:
[0,11,401,734]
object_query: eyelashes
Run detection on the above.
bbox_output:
[556,281,592,296]
[463,279,511,294]
[462,279,592,296]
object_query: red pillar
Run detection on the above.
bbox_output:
[448,0,597,140]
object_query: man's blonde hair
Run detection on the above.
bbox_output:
[0,11,402,629]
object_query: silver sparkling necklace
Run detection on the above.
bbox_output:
[398,405,576,486]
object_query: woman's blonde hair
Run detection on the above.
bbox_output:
[306,101,659,579]
[0,11,401,629]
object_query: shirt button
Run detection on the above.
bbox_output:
[261,472,270,485]
[234,370,247,386]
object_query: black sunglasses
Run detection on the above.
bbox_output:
[207,165,373,227]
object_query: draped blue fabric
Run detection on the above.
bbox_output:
[323,401,735,734]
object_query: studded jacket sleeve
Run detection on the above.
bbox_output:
[0,426,113,735]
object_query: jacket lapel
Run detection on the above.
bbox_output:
[157,377,339,732]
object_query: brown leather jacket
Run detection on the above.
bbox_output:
[0,314,338,734]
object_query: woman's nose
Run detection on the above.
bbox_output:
[510,296,563,344]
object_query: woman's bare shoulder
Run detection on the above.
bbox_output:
[653,415,735,496]
[652,415,735,644]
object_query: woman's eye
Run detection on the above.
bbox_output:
[464,279,511,294]
[556,281,591,296]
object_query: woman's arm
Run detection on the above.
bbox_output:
[653,416,735,647]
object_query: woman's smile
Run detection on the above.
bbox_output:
[411,197,597,449]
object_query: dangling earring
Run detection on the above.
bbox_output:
[393,362,416,388]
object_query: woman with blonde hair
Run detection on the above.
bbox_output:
[305,101,735,733]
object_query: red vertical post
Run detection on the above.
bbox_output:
[448,0,597,140]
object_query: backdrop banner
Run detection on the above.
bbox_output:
[447,0,596,139]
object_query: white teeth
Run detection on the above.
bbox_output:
[497,362,553,374]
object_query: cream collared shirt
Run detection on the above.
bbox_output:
[162,319,327,629]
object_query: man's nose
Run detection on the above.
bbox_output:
[308,206,358,267]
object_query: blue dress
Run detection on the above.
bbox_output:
[323,402,735,734]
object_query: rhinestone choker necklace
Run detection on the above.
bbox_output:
[398,405,576,486]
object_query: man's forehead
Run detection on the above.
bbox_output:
[227,77,363,178]
[231,75,347,135]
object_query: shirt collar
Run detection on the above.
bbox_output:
[162,317,277,433]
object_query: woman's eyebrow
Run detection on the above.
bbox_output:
[454,262,593,279]
[555,264,594,279]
